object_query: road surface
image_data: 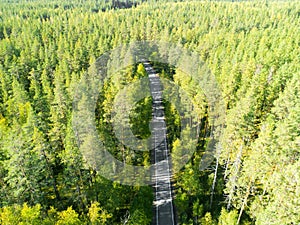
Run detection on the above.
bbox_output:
[143,61,176,225]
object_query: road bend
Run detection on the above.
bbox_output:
[143,61,176,225]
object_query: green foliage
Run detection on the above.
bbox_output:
[88,201,112,224]
[0,205,21,225]
[136,63,147,78]
[20,203,41,225]
[127,186,153,225]
[129,97,153,140]
[200,212,215,225]
[218,208,238,225]
[56,207,81,225]
[0,203,41,225]
[0,0,299,224]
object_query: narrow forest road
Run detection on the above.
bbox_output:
[143,62,176,225]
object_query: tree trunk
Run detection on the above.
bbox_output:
[227,142,243,210]
[210,144,220,208]
[237,182,252,224]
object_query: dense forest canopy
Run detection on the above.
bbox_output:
[0,0,299,224]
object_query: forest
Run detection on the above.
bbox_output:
[0,0,299,224]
